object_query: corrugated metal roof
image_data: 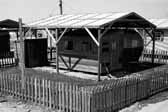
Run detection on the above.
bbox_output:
[150,19,168,29]
[25,12,155,28]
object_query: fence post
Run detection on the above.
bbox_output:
[69,84,72,112]
[49,80,52,108]
[42,79,45,106]
[18,18,25,90]
[34,78,37,103]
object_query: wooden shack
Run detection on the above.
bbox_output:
[0,30,10,53]
[24,12,156,80]
[58,29,144,72]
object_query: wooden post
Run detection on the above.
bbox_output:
[55,29,59,74]
[152,30,155,65]
[69,56,71,70]
[143,30,146,49]
[19,18,25,89]
[50,31,52,60]
[98,29,102,81]
[34,29,37,38]
[59,0,63,15]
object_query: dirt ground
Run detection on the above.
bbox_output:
[0,90,168,112]
[120,90,168,112]
[0,94,57,112]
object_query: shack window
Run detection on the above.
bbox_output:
[64,40,73,50]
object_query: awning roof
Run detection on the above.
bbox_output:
[150,19,168,29]
[24,12,156,29]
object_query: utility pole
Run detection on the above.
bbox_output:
[59,0,63,15]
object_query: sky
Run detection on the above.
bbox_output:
[0,0,168,23]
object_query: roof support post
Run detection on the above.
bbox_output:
[55,28,59,74]
[84,27,99,47]
[98,29,102,81]
[34,29,37,38]
[143,28,155,64]
[152,30,155,65]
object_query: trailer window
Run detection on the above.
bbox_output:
[64,40,73,50]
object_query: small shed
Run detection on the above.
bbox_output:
[24,38,48,67]
[0,30,10,53]
[24,12,156,80]
[0,19,20,53]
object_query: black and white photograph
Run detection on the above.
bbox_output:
[0,0,168,112]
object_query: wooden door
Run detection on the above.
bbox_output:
[110,39,123,70]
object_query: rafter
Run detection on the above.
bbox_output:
[84,27,99,47]
[45,27,56,43]
[56,28,68,45]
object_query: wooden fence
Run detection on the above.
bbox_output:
[90,65,168,112]
[0,72,91,112]
[0,51,17,68]
[0,65,168,112]
[140,48,168,64]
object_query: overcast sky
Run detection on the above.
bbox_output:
[0,0,168,23]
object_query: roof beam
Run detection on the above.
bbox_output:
[143,28,154,39]
[100,28,109,37]
[25,27,33,37]
[56,28,68,45]
[116,19,147,22]
[45,27,56,44]
[84,27,99,47]
[134,28,144,37]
